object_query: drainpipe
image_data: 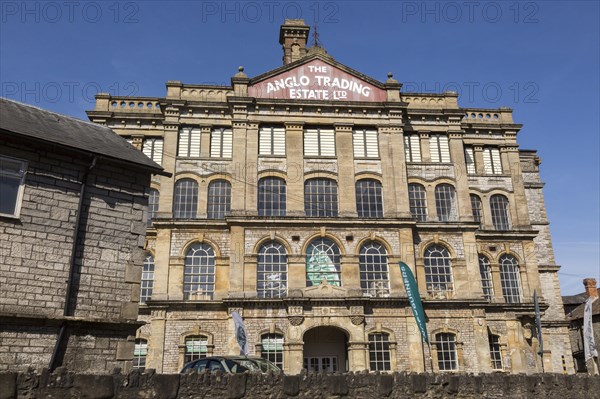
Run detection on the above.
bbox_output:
[49,156,97,371]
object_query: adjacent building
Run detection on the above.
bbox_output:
[87,19,574,374]
[0,98,166,372]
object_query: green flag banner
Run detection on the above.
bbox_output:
[399,261,429,344]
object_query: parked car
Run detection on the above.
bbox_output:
[180,356,281,374]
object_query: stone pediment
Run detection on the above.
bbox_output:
[248,55,387,102]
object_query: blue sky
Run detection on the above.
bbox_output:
[1,1,598,294]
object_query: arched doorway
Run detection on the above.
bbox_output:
[303,326,348,372]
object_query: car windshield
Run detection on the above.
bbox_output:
[235,358,281,373]
[224,359,249,373]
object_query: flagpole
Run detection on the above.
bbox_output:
[427,341,434,372]
[420,334,427,372]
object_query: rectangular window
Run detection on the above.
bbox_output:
[464,147,476,174]
[304,127,335,157]
[429,135,451,163]
[353,128,379,158]
[210,128,233,158]
[185,337,209,363]
[368,334,391,371]
[404,134,422,162]
[142,138,163,165]
[178,127,201,157]
[0,155,27,218]
[483,147,502,174]
[261,334,284,369]
[489,334,503,370]
[259,126,286,156]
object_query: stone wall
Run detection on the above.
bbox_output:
[1,369,598,399]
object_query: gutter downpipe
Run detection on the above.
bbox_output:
[49,156,97,371]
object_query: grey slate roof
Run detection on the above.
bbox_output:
[0,97,167,175]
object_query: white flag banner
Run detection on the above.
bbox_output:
[232,311,249,356]
[583,297,598,361]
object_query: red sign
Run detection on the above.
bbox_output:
[249,59,386,102]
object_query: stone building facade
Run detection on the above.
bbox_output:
[0,98,165,372]
[87,20,574,374]
[566,279,600,373]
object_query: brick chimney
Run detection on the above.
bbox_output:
[584,278,598,298]
[279,19,310,65]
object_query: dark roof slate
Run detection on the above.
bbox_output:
[0,98,167,175]
[568,297,600,320]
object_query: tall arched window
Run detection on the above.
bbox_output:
[490,195,511,230]
[257,241,287,298]
[304,178,338,217]
[359,242,389,297]
[408,183,427,222]
[355,179,383,218]
[207,180,231,219]
[184,243,216,300]
[478,255,493,301]
[306,237,341,286]
[173,179,198,219]
[470,194,483,228]
[258,177,286,217]
[435,184,457,222]
[140,255,154,304]
[261,333,284,369]
[424,244,453,296]
[434,333,458,371]
[368,333,391,371]
[499,254,522,303]
[133,339,148,371]
[147,188,159,226]
[184,336,209,363]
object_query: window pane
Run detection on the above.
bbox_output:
[359,242,389,296]
[368,333,391,371]
[140,255,155,303]
[133,339,148,370]
[499,255,522,303]
[0,156,26,216]
[207,180,231,219]
[408,184,427,222]
[470,194,483,228]
[478,255,493,301]
[490,195,510,230]
[355,179,383,218]
[304,179,338,217]
[147,189,159,226]
[184,244,216,300]
[424,245,453,295]
[257,242,287,298]
[173,179,198,219]
[306,238,341,286]
[258,177,286,217]
[435,184,457,222]
[185,336,209,363]
[435,333,457,371]
[261,334,284,369]
[489,334,503,370]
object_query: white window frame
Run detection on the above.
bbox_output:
[178,127,201,158]
[0,155,27,218]
[464,146,476,174]
[259,125,286,156]
[483,147,503,175]
[142,138,164,165]
[429,134,451,163]
[353,128,379,158]
[304,127,335,157]
[404,134,422,162]
[210,127,233,158]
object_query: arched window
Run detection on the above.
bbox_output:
[173,179,198,219]
[184,243,215,300]
[470,194,483,228]
[147,188,159,226]
[355,179,383,218]
[359,242,389,297]
[488,332,503,370]
[434,333,458,371]
[478,255,493,301]
[207,180,231,219]
[368,333,391,371]
[258,177,286,217]
[435,184,457,222]
[306,238,341,286]
[424,244,453,296]
[490,195,511,230]
[499,254,522,303]
[184,336,209,363]
[140,255,155,304]
[257,241,287,298]
[133,338,148,370]
[261,333,284,369]
[304,178,338,217]
[408,183,427,222]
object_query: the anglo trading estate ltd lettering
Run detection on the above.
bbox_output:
[265,65,371,100]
